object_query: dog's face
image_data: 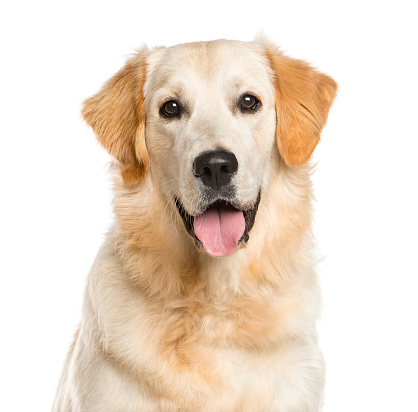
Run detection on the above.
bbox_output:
[144,41,276,255]
[82,39,337,257]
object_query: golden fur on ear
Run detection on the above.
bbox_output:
[264,44,337,166]
[82,51,149,186]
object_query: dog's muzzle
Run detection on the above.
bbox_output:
[175,148,260,256]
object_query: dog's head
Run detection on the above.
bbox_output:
[83,39,336,257]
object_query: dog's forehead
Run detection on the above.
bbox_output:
[145,40,272,96]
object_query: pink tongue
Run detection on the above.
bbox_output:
[194,203,245,257]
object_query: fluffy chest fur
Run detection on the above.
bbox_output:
[75,237,323,411]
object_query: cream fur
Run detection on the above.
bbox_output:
[53,38,336,411]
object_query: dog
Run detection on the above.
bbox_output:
[53,36,337,411]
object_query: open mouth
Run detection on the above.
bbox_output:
[175,193,260,257]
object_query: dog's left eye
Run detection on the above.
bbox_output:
[240,94,261,112]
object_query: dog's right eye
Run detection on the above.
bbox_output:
[160,100,181,118]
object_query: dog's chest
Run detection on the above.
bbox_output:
[112,304,306,410]
[175,342,319,411]
[89,254,323,410]
[209,347,281,407]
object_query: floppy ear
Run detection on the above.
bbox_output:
[264,45,337,166]
[82,52,149,186]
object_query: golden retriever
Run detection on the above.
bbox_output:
[53,36,337,411]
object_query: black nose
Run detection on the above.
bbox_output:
[193,150,238,190]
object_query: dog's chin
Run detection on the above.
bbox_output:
[175,193,260,257]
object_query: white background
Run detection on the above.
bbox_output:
[1,1,417,411]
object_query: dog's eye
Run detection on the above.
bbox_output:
[240,95,261,112]
[161,100,181,118]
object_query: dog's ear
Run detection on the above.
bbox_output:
[264,45,337,166]
[82,51,149,186]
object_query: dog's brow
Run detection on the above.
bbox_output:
[154,86,187,103]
